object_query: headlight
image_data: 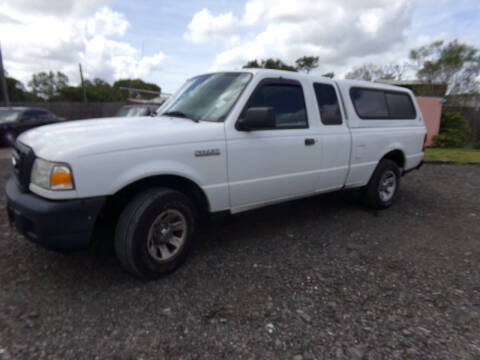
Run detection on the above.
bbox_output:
[31,158,75,190]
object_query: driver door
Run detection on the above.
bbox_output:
[225,77,322,211]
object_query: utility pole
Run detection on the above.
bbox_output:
[79,63,87,103]
[0,42,10,107]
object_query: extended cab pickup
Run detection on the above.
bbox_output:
[6,69,426,279]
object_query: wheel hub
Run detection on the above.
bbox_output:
[147,209,187,262]
[378,170,397,202]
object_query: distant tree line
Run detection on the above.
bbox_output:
[243,56,334,78]
[243,40,479,96]
[1,70,161,103]
[1,39,478,103]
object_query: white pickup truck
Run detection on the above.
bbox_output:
[6,69,426,279]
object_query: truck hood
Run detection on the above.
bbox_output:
[18,116,225,160]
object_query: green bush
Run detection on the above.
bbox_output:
[473,142,480,150]
[433,112,470,148]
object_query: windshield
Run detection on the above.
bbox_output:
[0,110,21,123]
[161,72,251,122]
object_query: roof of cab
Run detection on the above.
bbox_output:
[197,68,414,94]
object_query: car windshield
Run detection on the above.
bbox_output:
[0,110,21,123]
[161,72,252,122]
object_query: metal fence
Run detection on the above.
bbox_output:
[11,102,125,120]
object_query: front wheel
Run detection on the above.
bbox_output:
[114,188,197,279]
[363,159,400,209]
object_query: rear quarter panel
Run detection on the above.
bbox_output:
[336,81,426,188]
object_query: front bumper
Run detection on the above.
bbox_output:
[6,177,106,252]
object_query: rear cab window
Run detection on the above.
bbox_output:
[313,83,342,125]
[350,87,416,120]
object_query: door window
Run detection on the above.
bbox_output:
[247,84,308,128]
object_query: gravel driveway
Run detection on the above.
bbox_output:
[0,160,479,359]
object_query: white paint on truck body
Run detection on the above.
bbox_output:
[18,69,426,214]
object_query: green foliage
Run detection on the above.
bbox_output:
[243,58,297,72]
[86,78,122,102]
[0,76,43,102]
[345,63,403,81]
[433,111,471,148]
[321,72,334,79]
[46,77,161,102]
[473,142,480,150]
[113,79,161,100]
[424,147,480,164]
[295,56,319,73]
[52,78,123,102]
[5,77,26,101]
[28,71,69,99]
[409,40,480,94]
[53,86,84,102]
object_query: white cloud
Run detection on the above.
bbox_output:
[87,7,129,37]
[5,0,110,16]
[184,8,238,45]
[136,53,167,78]
[0,0,166,86]
[207,0,415,76]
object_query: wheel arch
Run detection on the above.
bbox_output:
[380,149,406,170]
[96,174,211,230]
[363,149,406,187]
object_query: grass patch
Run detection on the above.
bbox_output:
[424,147,480,164]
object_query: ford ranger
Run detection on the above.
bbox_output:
[6,69,426,279]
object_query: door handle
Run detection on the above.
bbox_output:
[304,138,315,146]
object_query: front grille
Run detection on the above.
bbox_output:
[12,141,35,192]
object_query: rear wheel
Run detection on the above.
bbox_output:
[363,159,400,209]
[114,188,197,279]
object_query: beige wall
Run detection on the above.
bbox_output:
[417,97,443,147]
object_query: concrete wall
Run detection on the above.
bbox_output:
[416,97,443,147]
[12,102,124,120]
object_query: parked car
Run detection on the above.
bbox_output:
[0,107,65,146]
[6,70,426,279]
[115,105,158,117]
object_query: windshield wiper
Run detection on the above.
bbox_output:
[163,110,199,123]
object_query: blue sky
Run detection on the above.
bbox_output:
[1,0,479,93]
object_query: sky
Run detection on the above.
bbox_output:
[0,0,479,93]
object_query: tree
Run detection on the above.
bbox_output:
[53,79,123,102]
[243,58,297,72]
[345,63,404,81]
[87,78,122,102]
[28,71,69,99]
[0,76,43,102]
[113,79,161,100]
[243,60,261,69]
[295,56,319,73]
[322,72,335,79]
[409,40,480,94]
[433,111,470,148]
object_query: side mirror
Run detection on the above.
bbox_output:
[237,107,275,131]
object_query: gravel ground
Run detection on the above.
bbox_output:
[0,160,479,360]
[0,148,11,160]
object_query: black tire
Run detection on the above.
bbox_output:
[114,188,197,279]
[363,159,401,210]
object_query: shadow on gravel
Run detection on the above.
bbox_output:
[19,189,364,287]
